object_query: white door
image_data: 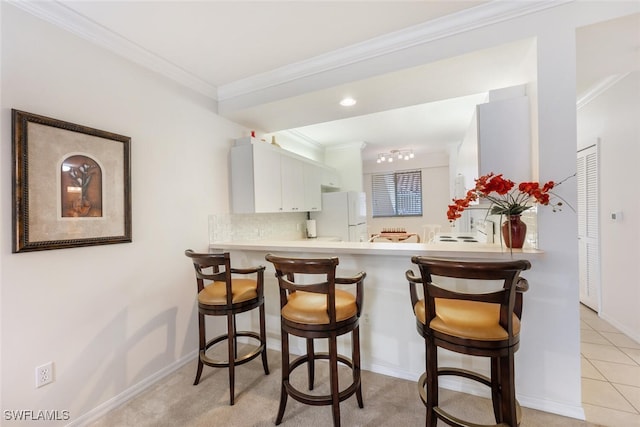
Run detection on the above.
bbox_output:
[577,144,600,311]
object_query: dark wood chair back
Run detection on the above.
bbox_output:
[408,257,531,351]
[265,254,364,331]
[406,256,531,427]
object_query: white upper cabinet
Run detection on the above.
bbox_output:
[231,141,282,213]
[280,155,305,212]
[230,138,338,214]
[303,163,322,212]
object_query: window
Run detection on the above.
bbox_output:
[371,170,422,217]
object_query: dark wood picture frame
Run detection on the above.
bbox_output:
[12,109,132,252]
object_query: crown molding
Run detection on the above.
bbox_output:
[577,73,629,110]
[8,0,218,99]
[217,1,570,101]
[325,141,367,152]
[11,0,569,104]
[280,129,325,151]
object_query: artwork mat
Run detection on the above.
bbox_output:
[12,109,132,252]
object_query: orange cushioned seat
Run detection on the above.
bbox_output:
[198,278,258,305]
[282,290,357,325]
[413,298,520,341]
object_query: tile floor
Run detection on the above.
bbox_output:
[580,304,640,425]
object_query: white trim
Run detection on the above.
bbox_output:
[600,311,640,345]
[325,141,367,152]
[362,360,585,421]
[7,0,218,99]
[10,0,569,104]
[217,1,570,101]
[66,351,197,427]
[280,129,324,151]
[577,73,630,110]
[517,395,586,421]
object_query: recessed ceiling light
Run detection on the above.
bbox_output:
[339,97,357,107]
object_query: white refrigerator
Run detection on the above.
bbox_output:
[310,191,368,242]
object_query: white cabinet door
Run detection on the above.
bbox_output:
[303,163,322,212]
[280,155,305,212]
[253,143,282,213]
[231,143,282,213]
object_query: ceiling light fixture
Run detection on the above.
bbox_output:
[339,97,357,107]
[376,149,415,163]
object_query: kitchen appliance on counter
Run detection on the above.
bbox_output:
[435,233,481,243]
[306,219,317,238]
[435,220,495,244]
[476,220,495,243]
[310,191,367,242]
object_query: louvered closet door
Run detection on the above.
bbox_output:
[577,144,600,311]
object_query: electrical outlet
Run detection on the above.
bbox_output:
[35,362,54,388]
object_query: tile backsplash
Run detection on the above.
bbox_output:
[209,212,308,243]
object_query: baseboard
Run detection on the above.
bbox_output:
[66,351,198,427]
[518,394,586,421]
[364,360,586,421]
[599,311,640,345]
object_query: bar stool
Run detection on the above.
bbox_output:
[185,249,269,405]
[406,257,531,426]
[265,253,366,427]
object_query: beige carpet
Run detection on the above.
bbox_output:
[88,349,599,426]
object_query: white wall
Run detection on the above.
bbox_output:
[0,4,244,424]
[577,72,640,341]
[324,142,365,192]
[455,107,480,192]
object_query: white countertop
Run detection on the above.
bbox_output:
[209,239,542,258]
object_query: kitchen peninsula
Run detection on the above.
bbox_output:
[211,238,541,257]
[207,239,575,419]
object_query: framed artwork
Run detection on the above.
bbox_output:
[12,109,132,252]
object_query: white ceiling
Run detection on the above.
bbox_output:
[15,1,640,160]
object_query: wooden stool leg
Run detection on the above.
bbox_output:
[193,313,205,386]
[491,357,503,423]
[227,313,235,405]
[500,350,518,426]
[329,333,341,427]
[353,325,364,408]
[232,314,238,360]
[276,329,290,425]
[307,338,315,390]
[425,337,438,427]
[259,303,269,375]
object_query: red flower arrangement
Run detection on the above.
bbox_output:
[447,173,568,222]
